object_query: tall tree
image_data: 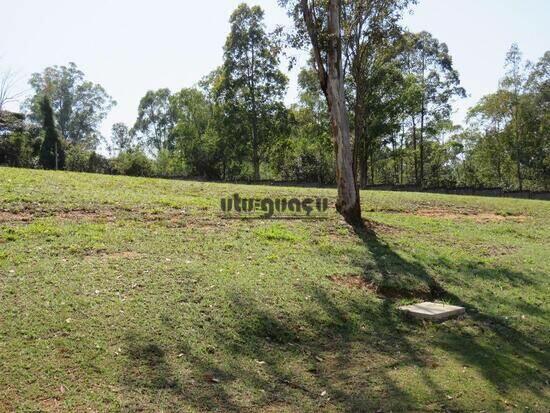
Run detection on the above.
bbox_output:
[0,65,23,111]
[132,88,175,155]
[501,44,527,190]
[26,63,115,149]
[171,87,223,179]
[466,90,512,187]
[110,122,133,154]
[219,3,288,181]
[341,0,413,188]
[463,47,549,191]
[523,51,550,189]
[39,96,64,170]
[281,0,362,225]
[400,32,465,186]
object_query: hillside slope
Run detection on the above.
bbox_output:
[1,167,549,412]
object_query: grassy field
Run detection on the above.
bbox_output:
[0,166,549,412]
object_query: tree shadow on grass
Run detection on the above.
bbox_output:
[119,222,549,411]
[353,222,549,395]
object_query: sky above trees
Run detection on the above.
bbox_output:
[2,0,549,139]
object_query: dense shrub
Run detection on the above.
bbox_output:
[154,149,186,177]
[88,152,111,174]
[112,149,153,177]
[66,145,112,174]
[65,145,91,172]
[0,132,37,167]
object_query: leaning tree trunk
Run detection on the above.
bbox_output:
[301,0,362,226]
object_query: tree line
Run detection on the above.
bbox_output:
[1,2,548,197]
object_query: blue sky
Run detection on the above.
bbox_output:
[2,0,549,139]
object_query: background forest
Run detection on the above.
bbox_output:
[0,2,548,191]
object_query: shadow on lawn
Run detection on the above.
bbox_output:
[121,223,548,411]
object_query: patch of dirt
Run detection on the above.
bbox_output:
[395,207,526,222]
[38,398,62,412]
[56,209,117,222]
[0,211,33,222]
[367,220,402,234]
[0,207,119,223]
[376,284,445,301]
[329,274,378,292]
[329,273,447,301]
[84,250,142,260]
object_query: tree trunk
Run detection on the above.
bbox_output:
[514,107,523,191]
[392,134,398,184]
[250,37,260,181]
[359,132,369,188]
[301,0,362,226]
[353,75,369,190]
[420,98,425,188]
[400,123,405,184]
[412,115,418,186]
[516,155,523,191]
[370,151,375,184]
[252,120,260,181]
[355,102,369,189]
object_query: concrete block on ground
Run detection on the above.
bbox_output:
[398,302,465,321]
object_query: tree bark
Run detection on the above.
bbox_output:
[411,115,418,186]
[420,96,425,188]
[301,0,362,225]
[354,96,368,189]
[250,38,261,181]
[359,131,369,188]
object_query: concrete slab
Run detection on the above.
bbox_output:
[398,302,465,321]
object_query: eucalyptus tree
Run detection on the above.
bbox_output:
[219,3,288,180]
[399,32,465,186]
[132,88,176,155]
[279,0,362,225]
[499,46,549,190]
[340,0,413,188]
[26,62,115,149]
[466,90,512,187]
[524,51,550,189]
[463,47,548,190]
[110,122,133,155]
[170,87,224,179]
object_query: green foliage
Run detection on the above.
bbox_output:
[170,87,223,179]
[132,88,175,154]
[464,46,549,190]
[216,3,289,180]
[112,149,153,177]
[26,62,115,149]
[65,145,111,174]
[0,132,36,167]
[154,149,186,177]
[2,9,547,192]
[271,103,334,183]
[109,122,133,155]
[38,96,65,170]
[65,144,90,172]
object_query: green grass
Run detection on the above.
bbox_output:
[0,166,549,412]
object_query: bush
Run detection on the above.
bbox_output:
[65,145,91,172]
[271,137,335,184]
[154,149,186,177]
[88,152,111,174]
[0,132,37,167]
[66,145,112,174]
[113,149,153,177]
